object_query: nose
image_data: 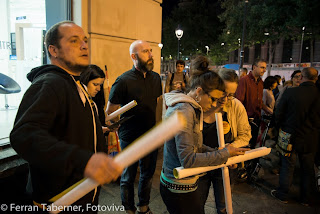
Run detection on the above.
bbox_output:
[81,40,88,50]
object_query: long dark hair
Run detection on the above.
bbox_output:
[188,55,225,93]
[80,65,106,85]
[80,65,106,125]
[263,76,277,89]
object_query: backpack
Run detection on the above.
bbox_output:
[169,72,187,86]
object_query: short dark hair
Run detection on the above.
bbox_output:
[45,20,75,58]
[240,68,248,73]
[80,65,106,85]
[290,70,301,80]
[263,76,277,89]
[218,68,239,84]
[188,55,225,93]
[252,59,267,70]
[176,60,185,67]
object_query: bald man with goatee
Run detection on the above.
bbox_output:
[107,40,162,214]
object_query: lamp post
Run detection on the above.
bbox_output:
[239,0,248,69]
[298,26,305,70]
[175,25,183,59]
[205,46,209,55]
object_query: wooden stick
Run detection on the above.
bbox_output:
[105,100,137,122]
[48,112,186,214]
[215,112,233,214]
[173,147,271,179]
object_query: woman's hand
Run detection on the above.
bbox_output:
[225,145,250,157]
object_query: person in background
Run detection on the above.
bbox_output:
[273,75,282,100]
[198,68,251,214]
[80,64,107,127]
[107,40,162,214]
[262,76,278,117]
[10,21,122,213]
[272,67,320,206]
[160,55,249,214]
[281,76,286,85]
[165,60,189,93]
[239,68,248,78]
[235,59,268,149]
[275,70,301,108]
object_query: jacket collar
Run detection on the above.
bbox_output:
[248,71,262,83]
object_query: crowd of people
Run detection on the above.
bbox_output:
[9,20,320,214]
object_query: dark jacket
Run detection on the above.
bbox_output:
[10,65,106,202]
[275,81,320,153]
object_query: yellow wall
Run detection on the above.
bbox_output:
[78,0,162,87]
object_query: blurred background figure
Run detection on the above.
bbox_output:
[262,76,278,117]
[273,75,282,100]
[165,60,189,93]
[275,70,301,108]
[239,68,248,78]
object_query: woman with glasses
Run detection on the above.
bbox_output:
[275,70,301,108]
[160,56,248,214]
[198,68,251,214]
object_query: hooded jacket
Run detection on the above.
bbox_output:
[10,65,106,202]
[162,91,229,181]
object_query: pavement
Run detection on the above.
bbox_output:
[99,139,320,214]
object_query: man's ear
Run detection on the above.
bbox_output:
[131,53,137,60]
[48,45,58,58]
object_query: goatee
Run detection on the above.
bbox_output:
[137,56,154,72]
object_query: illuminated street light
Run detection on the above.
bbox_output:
[175,25,183,59]
[205,46,209,55]
[158,43,163,49]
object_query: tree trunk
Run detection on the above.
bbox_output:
[310,39,314,64]
[314,39,320,62]
[248,45,255,65]
[261,41,268,60]
[267,40,273,76]
[292,40,300,63]
[274,37,284,63]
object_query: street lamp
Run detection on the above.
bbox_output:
[239,0,249,69]
[158,43,163,49]
[205,46,209,55]
[298,26,305,70]
[175,25,183,59]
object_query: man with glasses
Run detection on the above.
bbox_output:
[235,59,268,149]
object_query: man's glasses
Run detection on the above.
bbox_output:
[206,92,235,103]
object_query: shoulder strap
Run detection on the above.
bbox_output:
[170,72,175,85]
[183,73,186,83]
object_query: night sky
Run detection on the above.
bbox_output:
[161,0,180,20]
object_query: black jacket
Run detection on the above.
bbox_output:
[10,65,106,202]
[275,81,320,153]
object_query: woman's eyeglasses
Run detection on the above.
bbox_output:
[206,92,219,103]
[206,92,235,103]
